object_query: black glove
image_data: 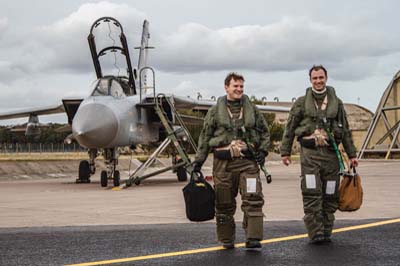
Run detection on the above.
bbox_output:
[241,148,252,158]
[255,151,267,166]
[192,162,202,173]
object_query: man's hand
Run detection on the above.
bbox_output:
[282,156,291,166]
[192,162,202,173]
[350,158,359,168]
[255,151,267,166]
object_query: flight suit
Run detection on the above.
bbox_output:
[194,95,270,244]
[280,86,357,240]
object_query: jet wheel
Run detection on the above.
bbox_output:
[177,166,187,182]
[78,160,91,183]
[100,171,108,187]
[113,170,120,187]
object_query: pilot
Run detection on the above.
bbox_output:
[193,72,270,249]
[280,65,358,244]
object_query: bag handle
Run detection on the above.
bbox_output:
[352,165,357,174]
[190,170,206,183]
[345,164,357,175]
[350,164,358,186]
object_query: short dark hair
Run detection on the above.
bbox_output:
[309,65,328,78]
[224,72,245,86]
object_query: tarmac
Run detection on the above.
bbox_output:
[0,159,399,265]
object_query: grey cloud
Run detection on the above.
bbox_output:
[329,57,379,81]
[0,60,27,83]
[0,2,398,85]
[37,2,146,72]
[153,17,399,80]
[0,2,146,83]
[0,17,8,35]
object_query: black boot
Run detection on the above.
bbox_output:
[222,241,235,249]
[309,234,325,244]
[324,233,332,243]
[245,239,262,249]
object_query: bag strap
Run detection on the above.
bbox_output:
[323,123,344,174]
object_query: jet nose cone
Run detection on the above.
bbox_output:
[72,103,118,148]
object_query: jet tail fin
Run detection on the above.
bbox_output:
[138,20,150,71]
[135,20,154,94]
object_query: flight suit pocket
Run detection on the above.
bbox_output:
[214,172,233,208]
[241,172,262,196]
[300,174,321,194]
[244,211,264,239]
[215,185,232,208]
[323,179,339,198]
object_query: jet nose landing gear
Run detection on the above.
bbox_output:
[100,148,120,188]
[113,170,120,187]
[100,170,108,187]
[100,170,121,187]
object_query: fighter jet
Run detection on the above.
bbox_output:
[0,17,290,188]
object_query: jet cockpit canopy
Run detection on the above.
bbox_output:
[88,17,136,96]
[91,76,128,98]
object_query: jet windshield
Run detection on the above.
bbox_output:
[91,78,126,98]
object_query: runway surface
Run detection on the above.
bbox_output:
[1,219,399,266]
[0,160,399,265]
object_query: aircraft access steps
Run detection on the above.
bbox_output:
[123,68,198,188]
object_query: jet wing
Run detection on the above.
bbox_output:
[170,95,291,113]
[178,114,205,125]
[143,94,291,126]
[0,104,65,120]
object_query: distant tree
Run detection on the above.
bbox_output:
[0,124,70,143]
[269,121,285,143]
[0,126,12,142]
[39,123,70,143]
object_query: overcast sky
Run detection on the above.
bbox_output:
[0,0,399,124]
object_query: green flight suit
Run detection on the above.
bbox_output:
[194,95,270,243]
[280,86,356,240]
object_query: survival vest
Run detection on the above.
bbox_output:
[294,86,345,142]
[208,95,261,148]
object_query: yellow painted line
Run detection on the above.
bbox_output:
[65,218,400,266]
[332,218,400,233]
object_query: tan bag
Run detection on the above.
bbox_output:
[338,166,363,212]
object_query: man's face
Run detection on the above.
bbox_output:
[225,78,244,100]
[310,69,327,91]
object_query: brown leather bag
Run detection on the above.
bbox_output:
[338,166,363,212]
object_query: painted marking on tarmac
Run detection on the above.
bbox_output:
[65,218,400,266]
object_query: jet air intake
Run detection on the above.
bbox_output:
[72,102,118,148]
[25,114,41,142]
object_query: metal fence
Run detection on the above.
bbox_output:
[0,143,87,153]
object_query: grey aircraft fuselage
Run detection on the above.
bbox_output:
[72,78,158,149]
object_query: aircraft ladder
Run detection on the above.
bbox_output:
[124,68,197,187]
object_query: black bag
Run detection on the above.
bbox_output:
[182,171,215,222]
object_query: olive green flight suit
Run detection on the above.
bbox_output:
[281,86,357,240]
[195,95,270,243]
[213,158,264,243]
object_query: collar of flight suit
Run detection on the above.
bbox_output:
[304,85,339,119]
[216,94,255,129]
